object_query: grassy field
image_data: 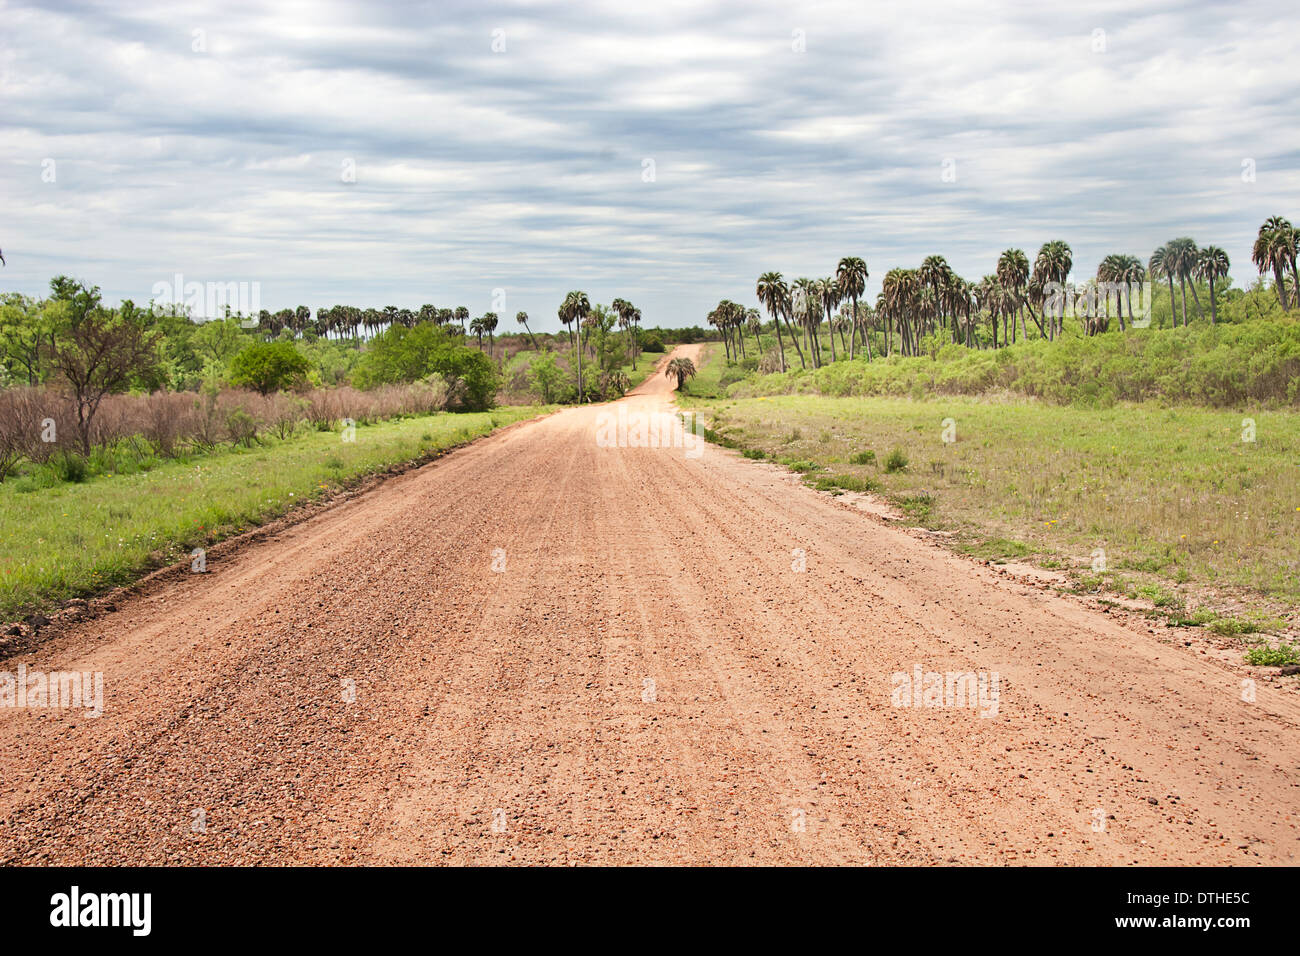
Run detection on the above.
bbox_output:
[680,391,1300,651]
[675,343,729,399]
[0,407,548,620]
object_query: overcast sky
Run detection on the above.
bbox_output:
[3,0,1298,330]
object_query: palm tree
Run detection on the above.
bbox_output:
[705,305,726,361]
[629,306,642,368]
[469,315,486,350]
[1165,237,1201,325]
[1096,254,1129,331]
[995,249,1030,343]
[1033,241,1072,339]
[1119,255,1146,327]
[612,297,635,364]
[918,255,949,339]
[665,356,696,390]
[515,310,539,350]
[1253,217,1294,310]
[837,256,869,360]
[1149,246,1177,328]
[483,311,499,357]
[559,291,590,401]
[881,268,922,356]
[756,271,793,371]
[818,277,841,361]
[1195,246,1230,325]
[792,277,820,366]
[745,307,763,356]
[975,275,999,347]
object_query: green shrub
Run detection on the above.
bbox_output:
[228,341,311,395]
[352,324,498,411]
[895,492,935,521]
[780,458,819,473]
[884,448,908,472]
[812,473,881,493]
[849,450,876,465]
[50,450,88,483]
[1244,643,1300,667]
[728,318,1300,408]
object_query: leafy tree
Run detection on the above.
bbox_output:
[44,278,160,454]
[351,323,497,410]
[0,293,52,385]
[228,341,311,395]
[527,351,564,403]
[191,315,251,367]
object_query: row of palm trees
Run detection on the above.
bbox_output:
[1253,216,1300,311]
[739,216,1297,367]
[254,303,471,342]
[558,291,643,401]
[752,258,871,372]
[258,304,545,362]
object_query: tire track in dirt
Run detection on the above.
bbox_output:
[0,345,1295,865]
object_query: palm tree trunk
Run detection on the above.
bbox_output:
[1187,280,1204,320]
[772,314,788,372]
[1208,276,1218,324]
[1024,306,1045,340]
[1178,276,1189,326]
[783,309,806,369]
[1273,263,1289,309]
[847,295,858,360]
[575,325,583,403]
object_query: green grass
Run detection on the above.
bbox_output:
[686,394,1300,613]
[676,343,729,399]
[727,315,1300,409]
[0,406,547,620]
[619,353,663,391]
[808,473,882,495]
[1244,642,1300,667]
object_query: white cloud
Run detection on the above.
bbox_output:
[1,0,1298,327]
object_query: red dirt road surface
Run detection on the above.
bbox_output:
[1,344,1297,865]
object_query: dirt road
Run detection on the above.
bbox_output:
[1,344,1297,865]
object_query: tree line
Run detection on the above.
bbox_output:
[712,216,1300,370]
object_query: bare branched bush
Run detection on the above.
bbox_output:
[0,380,453,478]
[266,392,307,440]
[306,390,342,431]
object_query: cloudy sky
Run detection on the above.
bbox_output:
[3,0,1298,330]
